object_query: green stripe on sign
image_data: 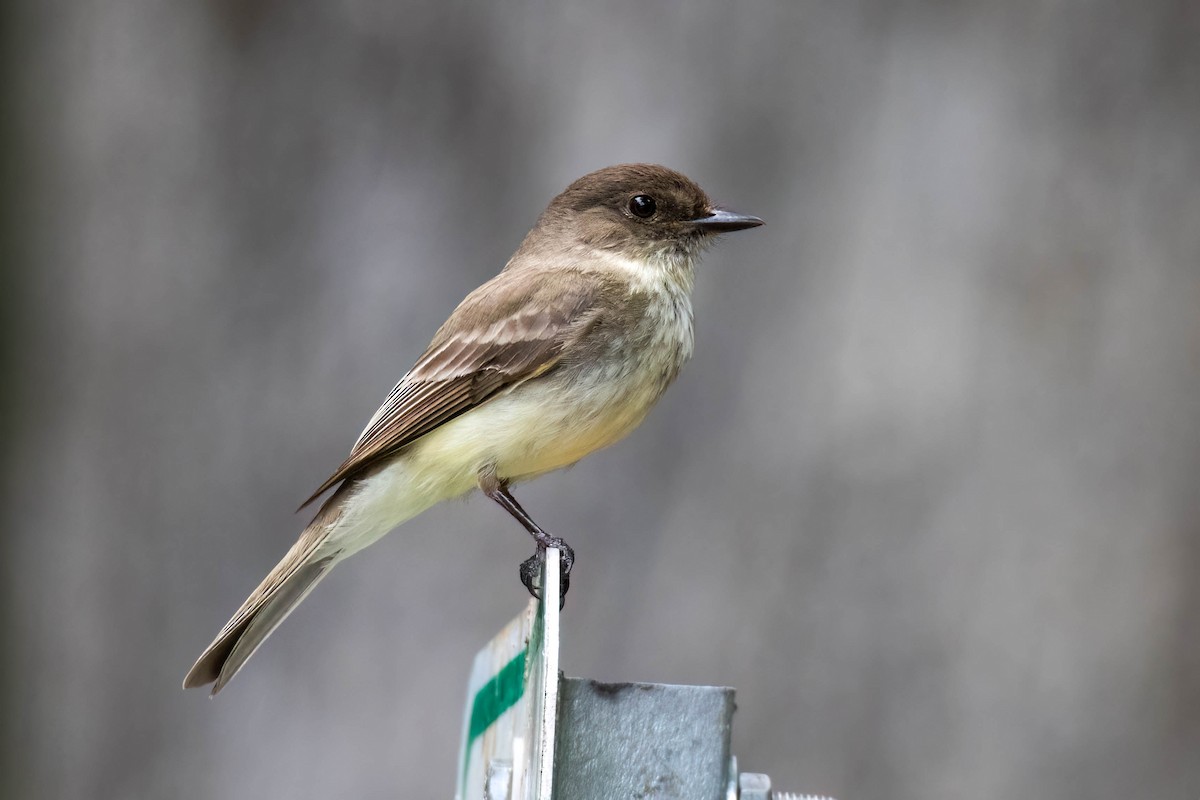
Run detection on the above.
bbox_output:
[462,648,527,786]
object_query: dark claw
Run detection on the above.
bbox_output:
[519,552,543,599]
[518,544,574,609]
[547,538,575,575]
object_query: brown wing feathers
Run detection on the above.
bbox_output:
[298,271,607,509]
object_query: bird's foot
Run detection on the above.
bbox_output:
[519,539,574,609]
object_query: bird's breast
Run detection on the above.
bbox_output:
[407,285,694,486]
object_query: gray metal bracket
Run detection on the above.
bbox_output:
[454,549,831,800]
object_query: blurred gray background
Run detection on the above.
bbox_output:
[3,1,1199,798]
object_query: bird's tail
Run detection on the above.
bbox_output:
[183,498,345,695]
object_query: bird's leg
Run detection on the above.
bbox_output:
[482,477,574,605]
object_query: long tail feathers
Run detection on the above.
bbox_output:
[183,555,336,695]
[184,496,347,695]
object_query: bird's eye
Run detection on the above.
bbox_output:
[628,195,657,218]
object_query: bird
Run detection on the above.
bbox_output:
[184,163,763,694]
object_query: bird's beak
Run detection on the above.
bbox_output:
[689,207,765,233]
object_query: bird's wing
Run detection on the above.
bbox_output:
[298,268,615,509]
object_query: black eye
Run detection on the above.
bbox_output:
[628,194,657,218]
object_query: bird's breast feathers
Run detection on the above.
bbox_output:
[407,275,694,486]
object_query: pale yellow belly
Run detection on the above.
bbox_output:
[408,367,661,489]
[328,373,660,557]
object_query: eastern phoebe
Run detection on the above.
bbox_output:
[184,163,762,694]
